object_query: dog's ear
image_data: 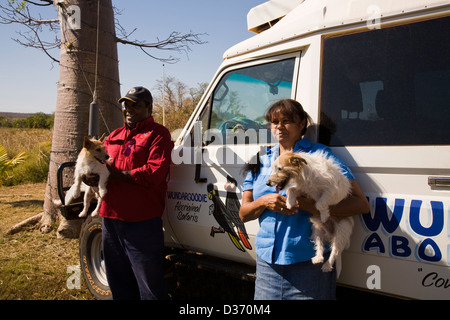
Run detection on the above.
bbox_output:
[289,156,307,166]
[99,133,106,142]
[83,136,91,148]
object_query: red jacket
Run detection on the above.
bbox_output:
[99,117,173,222]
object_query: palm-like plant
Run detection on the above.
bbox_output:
[0,144,26,180]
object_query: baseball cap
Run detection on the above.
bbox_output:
[118,86,153,104]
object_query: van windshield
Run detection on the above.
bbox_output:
[201,58,295,143]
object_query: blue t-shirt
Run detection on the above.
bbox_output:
[243,138,354,265]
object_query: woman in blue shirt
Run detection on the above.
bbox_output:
[239,99,369,300]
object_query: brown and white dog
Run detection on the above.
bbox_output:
[266,151,354,273]
[65,134,110,218]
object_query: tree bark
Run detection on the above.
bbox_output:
[6,212,44,235]
[41,0,122,238]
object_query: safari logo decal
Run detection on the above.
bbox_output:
[207,176,252,252]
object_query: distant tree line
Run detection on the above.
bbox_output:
[0,75,204,132]
[0,112,54,129]
[152,76,208,134]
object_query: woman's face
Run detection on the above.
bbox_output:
[270,113,305,149]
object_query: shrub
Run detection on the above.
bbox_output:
[2,141,51,186]
[0,144,26,184]
[0,128,52,186]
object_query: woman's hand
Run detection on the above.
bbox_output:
[239,190,297,222]
[296,195,320,215]
[261,193,297,215]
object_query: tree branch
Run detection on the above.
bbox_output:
[0,2,58,26]
[115,31,207,63]
[6,212,44,235]
[0,1,60,62]
[1,1,207,65]
[24,0,53,7]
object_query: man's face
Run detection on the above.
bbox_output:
[122,100,150,128]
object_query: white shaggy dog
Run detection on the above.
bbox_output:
[266,151,354,273]
[65,134,110,218]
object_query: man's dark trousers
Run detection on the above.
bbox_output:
[102,217,168,300]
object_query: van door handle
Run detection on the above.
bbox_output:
[194,147,207,184]
[195,163,207,183]
[193,121,207,183]
[428,176,450,189]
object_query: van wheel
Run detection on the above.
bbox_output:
[79,215,112,300]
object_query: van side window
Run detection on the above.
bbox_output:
[319,16,450,146]
[199,58,295,144]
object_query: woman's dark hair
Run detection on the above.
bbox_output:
[265,99,312,136]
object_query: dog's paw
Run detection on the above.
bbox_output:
[286,197,297,210]
[99,189,107,199]
[53,200,62,207]
[311,255,324,265]
[320,212,330,223]
[78,211,87,218]
[321,262,334,272]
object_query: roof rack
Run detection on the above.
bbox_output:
[247,0,304,33]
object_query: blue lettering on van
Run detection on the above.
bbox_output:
[361,197,447,265]
[391,235,411,257]
[362,198,404,233]
[363,233,385,254]
[167,191,208,203]
[410,200,444,237]
[417,238,442,262]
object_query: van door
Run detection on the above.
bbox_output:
[165,54,300,264]
[319,16,450,299]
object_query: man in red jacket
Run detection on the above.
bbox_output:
[100,86,173,300]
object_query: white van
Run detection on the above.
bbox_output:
[78,0,450,300]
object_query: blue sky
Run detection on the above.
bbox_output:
[0,0,263,114]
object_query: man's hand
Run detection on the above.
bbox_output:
[82,174,99,187]
[106,164,135,184]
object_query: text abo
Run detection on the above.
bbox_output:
[361,198,447,264]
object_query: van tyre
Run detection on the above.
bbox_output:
[79,215,112,300]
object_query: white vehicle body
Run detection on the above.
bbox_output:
[163,0,450,299]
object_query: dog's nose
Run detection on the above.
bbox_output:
[105,155,110,160]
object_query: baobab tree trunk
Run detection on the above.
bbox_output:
[41,0,122,238]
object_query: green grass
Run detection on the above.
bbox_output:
[0,183,93,300]
[0,128,93,299]
[0,128,52,186]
